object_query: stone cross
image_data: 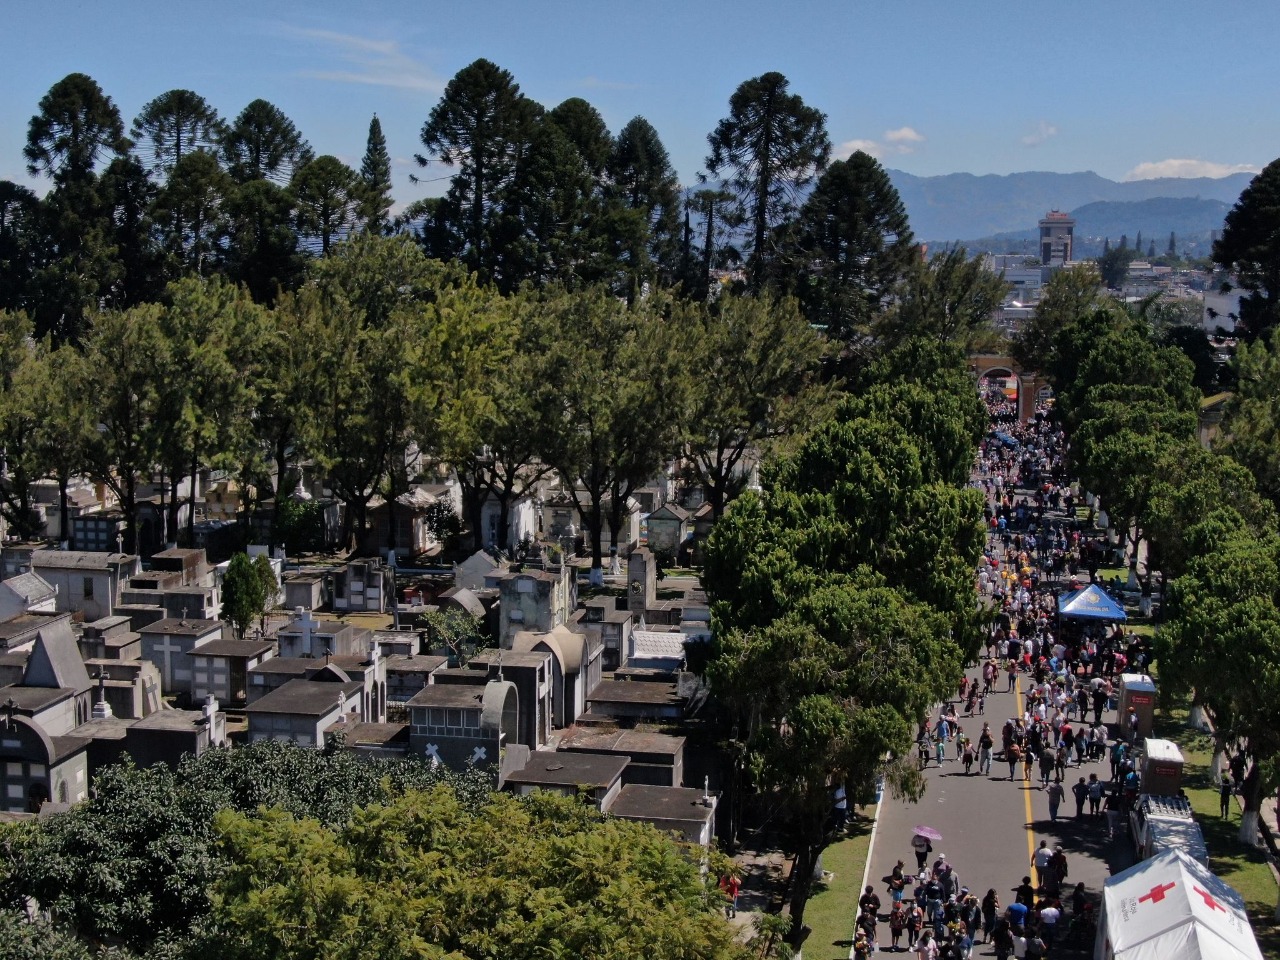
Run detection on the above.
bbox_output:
[152,636,184,691]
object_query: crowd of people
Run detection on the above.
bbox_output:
[853,391,1158,959]
[852,849,1094,959]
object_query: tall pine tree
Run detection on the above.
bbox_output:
[359,114,393,233]
[705,72,830,291]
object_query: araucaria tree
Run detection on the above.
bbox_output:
[706,71,830,290]
[792,150,916,342]
[415,58,539,283]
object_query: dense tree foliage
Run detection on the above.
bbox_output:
[202,787,748,960]
[1213,159,1280,341]
[532,287,688,580]
[703,341,983,944]
[131,89,225,177]
[0,741,493,955]
[792,151,915,343]
[683,293,833,519]
[1221,328,1280,508]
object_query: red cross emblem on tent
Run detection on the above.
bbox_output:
[1139,882,1175,905]
[1192,886,1226,912]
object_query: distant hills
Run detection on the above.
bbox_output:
[887,169,1255,252]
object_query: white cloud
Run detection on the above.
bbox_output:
[286,27,445,93]
[884,126,925,145]
[1123,159,1260,181]
[834,138,884,160]
[834,127,925,161]
[1021,121,1058,147]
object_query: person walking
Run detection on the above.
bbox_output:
[992,916,1014,960]
[978,724,994,777]
[1007,741,1022,781]
[890,902,908,952]
[1072,776,1088,818]
[913,832,932,870]
[908,900,925,949]
[1032,840,1053,891]
[860,884,882,920]
[720,872,741,918]
[889,860,907,907]
[1038,748,1054,786]
[1046,780,1065,821]
[1221,778,1233,819]
[981,889,1000,944]
[1087,773,1104,816]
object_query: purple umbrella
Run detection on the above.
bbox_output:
[912,825,943,841]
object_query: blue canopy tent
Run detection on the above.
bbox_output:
[1058,583,1127,621]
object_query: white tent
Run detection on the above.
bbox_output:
[1095,849,1263,960]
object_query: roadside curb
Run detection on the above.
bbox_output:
[847,785,886,960]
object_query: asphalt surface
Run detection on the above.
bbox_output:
[863,666,1138,958]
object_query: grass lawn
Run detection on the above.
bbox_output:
[1152,696,1280,956]
[800,812,875,960]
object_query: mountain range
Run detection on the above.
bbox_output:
[887,169,1255,248]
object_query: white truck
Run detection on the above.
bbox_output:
[1129,794,1209,868]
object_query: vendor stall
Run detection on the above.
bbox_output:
[1058,582,1128,621]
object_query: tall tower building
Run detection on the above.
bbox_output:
[1039,210,1075,265]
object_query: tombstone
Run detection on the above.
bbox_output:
[627,548,656,616]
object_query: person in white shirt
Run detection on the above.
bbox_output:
[1039,903,1060,941]
[1032,840,1053,890]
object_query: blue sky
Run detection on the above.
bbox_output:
[3,0,1277,208]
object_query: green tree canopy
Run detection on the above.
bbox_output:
[416,58,539,283]
[1221,327,1280,508]
[221,552,265,639]
[682,293,833,519]
[1213,158,1280,341]
[0,741,490,954]
[702,342,982,944]
[291,155,361,254]
[1158,518,1280,844]
[875,246,1008,353]
[203,787,747,960]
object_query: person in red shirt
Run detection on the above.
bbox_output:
[720,873,741,918]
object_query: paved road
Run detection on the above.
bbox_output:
[863,667,1137,957]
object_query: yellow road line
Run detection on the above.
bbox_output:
[1014,674,1037,875]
